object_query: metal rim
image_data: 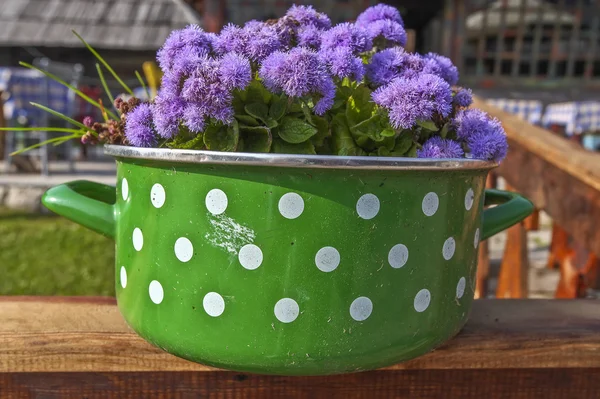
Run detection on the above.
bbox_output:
[104,144,497,171]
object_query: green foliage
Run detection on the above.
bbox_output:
[204,121,239,151]
[277,117,318,144]
[166,128,205,150]
[245,103,269,123]
[240,126,272,152]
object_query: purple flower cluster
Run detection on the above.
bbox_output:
[157,25,213,72]
[372,74,452,129]
[366,47,424,86]
[454,109,508,162]
[453,88,473,108]
[214,22,282,62]
[320,23,372,54]
[422,53,459,85]
[286,5,331,30]
[417,136,464,159]
[125,103,158,147]
[320,46,365,81]
[260,47,335,115]
[356,3,406,47]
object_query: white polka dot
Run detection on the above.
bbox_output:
[465,188,475,211]
[274,298,299,323]
[238,244,263,270]
[203,292,225,317]
[174,237,193,263]
[151,183,166,208]
[206,189,228,215]
[149,280,164,304]
[422,192,439,216]
[443,237,456,260]
[121,178,129,201]
[388,244,409,269]
[315,246,340,272]
[356,193,380,220]
[278,192,304,219]
[350,296,373,321]
[120,266,127,289]
[132,228,143,251]
[456,277,466,299]
[414,289,431,312]
[474,228,480,249]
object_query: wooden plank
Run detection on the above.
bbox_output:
[472,96,600,257]
[2,368,600,399]
[1,297,600,374]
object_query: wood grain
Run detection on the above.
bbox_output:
[1,297,600,373]
[472,96,600,257]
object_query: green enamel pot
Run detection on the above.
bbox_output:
[42,145,533,375]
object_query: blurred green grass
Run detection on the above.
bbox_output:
[0,207,114,295]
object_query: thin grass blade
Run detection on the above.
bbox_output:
[135,70,151,99]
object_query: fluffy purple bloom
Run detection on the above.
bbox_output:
[366,19,407,46]
[151,94,185,138]
[321,46,365,81]
[181,56,234,124]
[422,53,459,85]
[453,109,508,161]
[157,25,213,72]
[417,136,464,159]
[214,22,281,62]
[125,103,157,147]
[366,47,425,87]
[356,4,404,27]
[259,47,336,115]
[321,23,372,54]
[297,25,323,48]
[453,88,473,108]
[285,5,331,29]
[218,52,252,90]
[372,74,452,129]
[468,128,508,162]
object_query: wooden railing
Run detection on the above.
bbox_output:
[1,297,599,397]
[473,95,600,298]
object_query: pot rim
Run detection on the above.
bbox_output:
[104,144,497,171]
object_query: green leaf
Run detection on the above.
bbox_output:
[345,85,375,127]
[277,117,318,144]
[288,100,303,113]
[203,122,239,151]
[266,118,278,129]
[9,134,80,156]
[439,123,450,138]
[243,79,272,105]
[245,103,269,123]
[417,120,438,131]
[166,131,205,150]
[381,127,396,137]
[405,142,418,158]
[269,96,287,120]
[240,126,272,153]
[272,138,316,155]
[309,115,330,147]
[391,131,414,155]
[331,113,365,156]
[332,86,353,110]
[232,91,246,114]
[72,30,133,96]
[235,114,260,127]
[301,102,313,125]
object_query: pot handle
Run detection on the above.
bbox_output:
[481,189,533,241]
[42,180,116,239]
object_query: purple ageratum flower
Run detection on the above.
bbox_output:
[356,4,404,27]
[453,109,508,162]
[125,103,158,147]
[372,74,452,129]
[181,56,235,124]
[297,25,323,48]
[214,22,281,62]
[157,25,213,72]
[468,128,508,162]
[285,5,331,29]
[366,47,424,87]
[366,19,407,46]
[321,23,373,54]
[320,46,365,81]
[218,52,252,90]
[417,136,464,159]
[422,53,459,85]
[259,47,336,115]
[151,93,185,138]
[453,88,473,108]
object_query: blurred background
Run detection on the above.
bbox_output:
[0,0,598,298]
